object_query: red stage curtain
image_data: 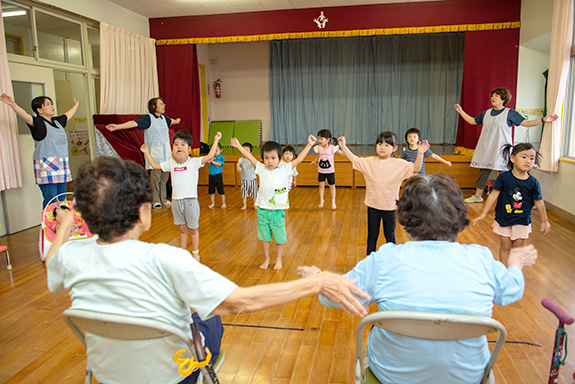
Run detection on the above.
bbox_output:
[93,114,176,167]
[156,44,201,148]
[455,29,520,151]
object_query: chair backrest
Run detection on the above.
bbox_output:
[62,308,217,383]
[356,310,506,384]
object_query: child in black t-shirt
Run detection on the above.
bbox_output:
[473,143,550,265]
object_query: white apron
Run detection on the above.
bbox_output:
[470,108,512,171]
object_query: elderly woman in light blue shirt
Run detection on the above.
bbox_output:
[299,173,537,384]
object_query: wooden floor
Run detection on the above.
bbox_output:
[1,185,574,384]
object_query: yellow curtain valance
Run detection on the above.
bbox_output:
[156,21,520,46]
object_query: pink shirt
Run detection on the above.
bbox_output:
[352,156,414,211]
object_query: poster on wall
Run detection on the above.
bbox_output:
[68,130,90,157]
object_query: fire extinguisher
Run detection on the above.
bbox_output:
[214,79,222,99]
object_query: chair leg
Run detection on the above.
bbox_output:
[3,249,11,270]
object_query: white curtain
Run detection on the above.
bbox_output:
[0,2,23,191]
[539,0,573,171]
[100,23,159,114]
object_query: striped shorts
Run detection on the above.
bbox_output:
[241,179,258,198]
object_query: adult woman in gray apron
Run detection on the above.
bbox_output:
[106,97,181,208]
[454,87,557,203]
[1,93,79,208]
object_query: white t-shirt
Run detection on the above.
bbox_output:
[255,161,292,209]
[47,238,237,384]
[160,157,204,200]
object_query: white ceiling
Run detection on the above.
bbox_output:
[105,0,438,19]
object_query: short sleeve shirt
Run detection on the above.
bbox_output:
[209,154,225,175]
[352,156,414,210]
[492,171,542,226]
[160,157,204,199]
[26,115,68,141]
[255,161,292,209]
[475,108,525,127]
[134,114,172,129]
[238,157,256,180]
[400,147,433,175]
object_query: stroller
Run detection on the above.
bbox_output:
[39,193,94,261]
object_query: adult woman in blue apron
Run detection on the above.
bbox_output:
[106,97,181,208]
[454,87,557,203]
[1,93,79,208]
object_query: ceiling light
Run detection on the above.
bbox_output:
[2,10,27,17]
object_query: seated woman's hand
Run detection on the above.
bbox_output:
[507,245,538,269]
[318,272,370,317]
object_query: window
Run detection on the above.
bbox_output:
[2,1,33,57]
[35,10,83,65]
[562,16,575,159]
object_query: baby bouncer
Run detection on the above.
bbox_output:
[39,192,94,261]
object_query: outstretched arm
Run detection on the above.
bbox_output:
[64,98,80,120]
[231,138,258,168]
[213,271,370,317]
[140,144,162,170]
[473,190,500,225]
[454,104,477,126]
[106,120,138,132]
[520,114,559,128]
[336,136,357,161]
[412,140,430,174]
[45,208,75,263]
[507,245,538,271]
[291,135,318,168]
[430,153,452,167]
[201,132,222,165]
[0,93,34,125]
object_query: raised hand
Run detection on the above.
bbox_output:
[214,131,222,141]
[140,144,149,153]
[308,135,317,146]
[417,139,430,153]
[0,93,15,106]
[230,137,240,148]
[337,136,347,147]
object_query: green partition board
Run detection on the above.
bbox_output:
[234,120,262,156]
[208,121,235,147]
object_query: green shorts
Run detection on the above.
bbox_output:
[257,208,287,244]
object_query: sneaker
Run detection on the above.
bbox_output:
[464,195,484,204]
[163,200,171,206]
[153,202,162,209]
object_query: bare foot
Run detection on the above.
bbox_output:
[241,205,247,210]
[253,205,257,209]
[192,250,200,262]
[208,204,215,208]
[259,260,270,270]
[318,200,324,208]
[332,202,337,210]
[273,261,283,270]
[221,204,226,208]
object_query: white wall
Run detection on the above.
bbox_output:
[42,0,149,36]
[205,42,271,140]
[517,0,575,217]
[515,46,548,145]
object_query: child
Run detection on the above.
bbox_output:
[473,143,550,266]
[141,130,222,261]
[401,128,452,174]
[208,143,226,208]
[311,129,344,209]
[1,93,79,208]
[231,135,317,270]
[338,132,430,255]
[282,146,298,191]
[454,88,557,203]
[236,142,258,210]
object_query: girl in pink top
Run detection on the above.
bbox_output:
[338,132,429,255]
[311,129,344,209]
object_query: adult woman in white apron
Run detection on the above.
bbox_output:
[454,87,557,203]
[1,93,79,208]
[106,97,181,208]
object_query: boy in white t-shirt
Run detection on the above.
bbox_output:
[231,135,317,270]
[282,145,298,191]
[141,130,222,261]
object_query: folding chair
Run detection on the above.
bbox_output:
[355,310,507,384]
[63,308,223,384]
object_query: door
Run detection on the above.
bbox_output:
[2,62,56,233]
